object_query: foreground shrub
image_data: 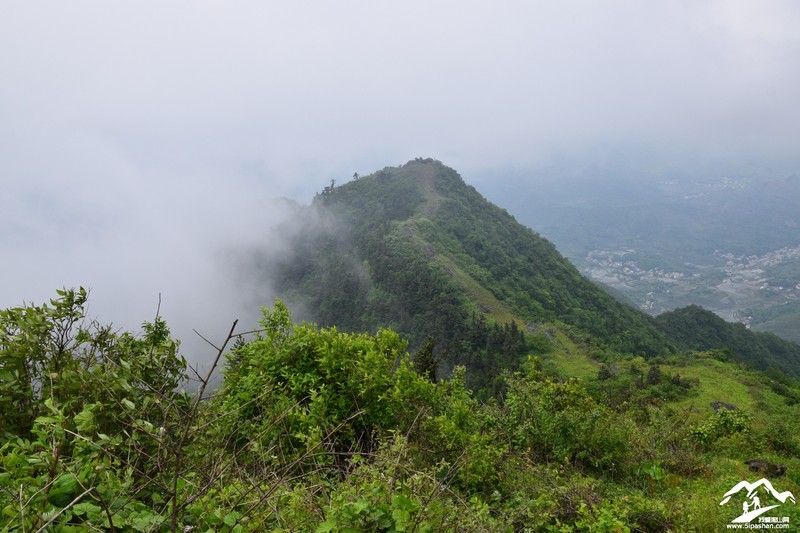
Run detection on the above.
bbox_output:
[0,288,191,530]
[212,301,438,474]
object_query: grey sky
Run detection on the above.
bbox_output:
[2,1,799,358]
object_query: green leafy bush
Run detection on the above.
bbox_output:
[0,288,190,530]
[213,301,430,471]
[691,409,752,446]
[504,370,631,472]
[3,288,799,531]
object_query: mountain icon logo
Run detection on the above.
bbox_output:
[719,478,795,524]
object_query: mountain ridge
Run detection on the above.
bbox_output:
[258,158,800,383]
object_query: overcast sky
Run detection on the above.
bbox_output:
[2,1,799,359]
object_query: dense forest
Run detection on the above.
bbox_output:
[3,160,800,530]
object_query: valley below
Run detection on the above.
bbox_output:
[581,244,800,326]
[491,170,800,345]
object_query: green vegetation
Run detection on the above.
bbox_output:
[5,160,800,530]
[267,159,800,379]
[656,305,800,376]
[751,301,800,344]
[3,290,800,531]
[268,159,675,391]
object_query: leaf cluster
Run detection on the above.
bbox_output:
[3,290,800,531]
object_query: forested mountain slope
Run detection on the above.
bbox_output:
[656,305,800,376]
[265,159,674,385]
[260,158,800,382]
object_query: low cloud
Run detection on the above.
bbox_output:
[3,1,800,367]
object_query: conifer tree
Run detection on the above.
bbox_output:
[412,335,438,383]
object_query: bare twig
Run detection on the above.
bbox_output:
[194,320,238,412]
[231,327,269,338]
[35,487,93,533]
[170,320,238,532]
[19,485,25,533]
[192,328,221,352]
[234,408,369,527]
[153,293,162,327]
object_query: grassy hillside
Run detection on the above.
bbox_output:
[6,161,800,530]
[5,163,800,532]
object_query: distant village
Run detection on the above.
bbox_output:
[581,245,800,324]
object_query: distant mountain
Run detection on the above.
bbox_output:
[492,171,800,262]
[488,169,800,343]
[656,305,800,376]
[249,159,800,386]
[750,301,800,345]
